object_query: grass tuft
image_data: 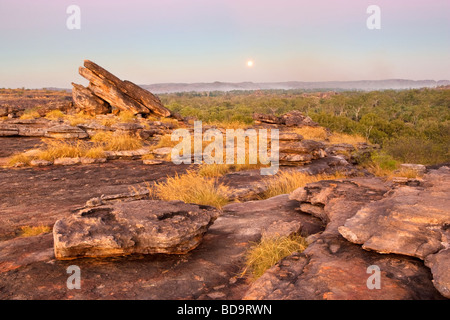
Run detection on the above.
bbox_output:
[91,131,143,151]
[20,108,41,120]
[19,225,52,237]
[261,170,346,199]
[153,171,230,208]
[243,234,308,280]
[291,126,328,140]
[45,109,65,120]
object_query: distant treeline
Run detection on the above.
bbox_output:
[160,88,450,165]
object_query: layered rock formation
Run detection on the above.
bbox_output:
[244,177,445,300]
[339,166,450,298]
[53,200,218,259]
[72,60,171,117]
[278,131,327,165]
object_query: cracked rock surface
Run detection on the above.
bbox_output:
[244,176,445,300]
[53,200,219,259]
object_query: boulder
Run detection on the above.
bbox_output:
[80,66,150,115]
[281,110,319,127]
[53,200,219,259]
[77,60,172,117]
[84,60,170,117]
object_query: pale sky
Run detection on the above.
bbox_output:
[0,0,449,88]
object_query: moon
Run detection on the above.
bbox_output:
[247,60,254,67]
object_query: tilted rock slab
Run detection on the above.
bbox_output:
[53,200,218,259]
[339,166,450,298]
[76,60,171,117]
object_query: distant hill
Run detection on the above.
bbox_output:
[141,79,450,94]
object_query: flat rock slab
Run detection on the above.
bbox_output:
[53,200,219,259]
[338,166,450,298]
[0,160,191,240]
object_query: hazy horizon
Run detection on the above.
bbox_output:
[1,0,449,88]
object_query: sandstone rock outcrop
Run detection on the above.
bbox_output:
[338,166,450,298]
[278,132,326,165]
[244,177,445,300]
[73,60,171,117]
[53,200,218,259]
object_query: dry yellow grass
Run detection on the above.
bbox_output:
[328,132,367,146]
[118,111,136,122]
[261,170,346,199]
[45,109,65,120]
[36,139,86,161]
[19,225,52,237]
[152,134,180,149]
[153,171,230,208]
[7,153,32,166]
[67,112,94,126]
[291,127,367,147]
[292,126,328,140]
[91,131,143,151]
[83,146,106,159]
[206,120,250,130]
[20,109,41,120]
[242,234,308,279]
[7,139,108,166]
